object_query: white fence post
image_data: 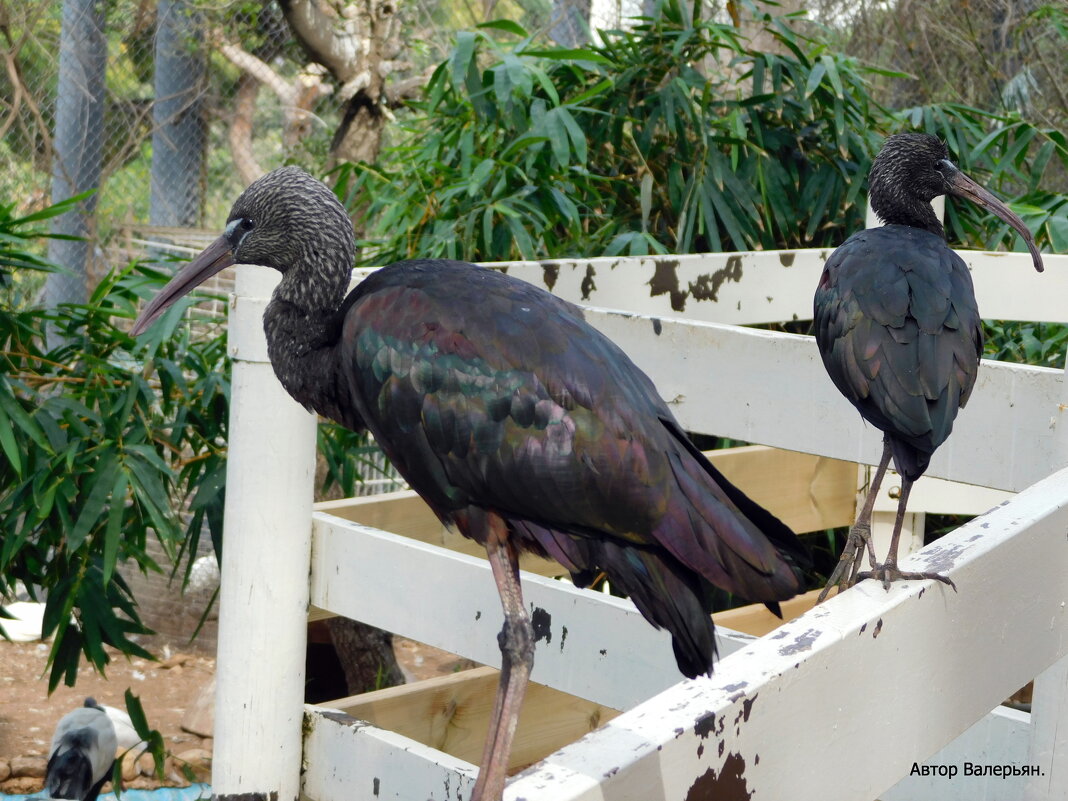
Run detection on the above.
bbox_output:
[213,265,318,801]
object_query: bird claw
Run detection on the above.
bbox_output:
[817,522,877,602]
[856,565,957,592]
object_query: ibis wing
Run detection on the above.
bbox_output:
[814,226,982,477]
[340,261,804,601]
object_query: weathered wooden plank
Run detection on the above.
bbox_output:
[965,251,1068,325]
[872,472,1015,516]
[581,307,1062,493]
[303,704,477,801]
[480,251,1068,326]
[1026,656,1068,801]
[313,492,561,577]
[330,666,619,773]
[312,444,856,541]
[711,445,856,532]
[502,465,1068,800]
[489,251,829,326]
[310,513,756,711]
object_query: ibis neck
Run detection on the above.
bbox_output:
[871,195,946,239]
[262,297,362,431]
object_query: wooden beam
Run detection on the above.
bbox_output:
[502,465,1068,800]
[312,444,858,546]
[314,492,561,577]
[582,308,1062,493]
[303,704,477,801]
[328,666,619,773]
[310,512,755,710]
[709,446,856,532]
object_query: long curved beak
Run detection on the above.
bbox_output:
[942,160,1044,273]
[131,235,235,335]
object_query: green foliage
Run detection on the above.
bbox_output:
[341,1,1068,266]
[121,688,168,783]
[0,201,229,691]
[317,423,398,499]
[984,320,1068,370]
[0,192,90,303]
[341,1,890,261]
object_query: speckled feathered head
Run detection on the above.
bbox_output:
[131,167,357,334]
[226,167,353,275]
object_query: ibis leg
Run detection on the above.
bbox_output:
[818,440,891,601]
[470,511,533,801]
[858,477,957,591]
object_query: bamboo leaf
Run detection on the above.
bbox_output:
[476,19,528,37]
[0,401,22,477]
[103,473,128,584]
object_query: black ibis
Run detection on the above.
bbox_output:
[45,698,118,801]
[131,166,809,800]
[815,133,1044,599]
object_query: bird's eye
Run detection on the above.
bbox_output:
[224,217,255,248]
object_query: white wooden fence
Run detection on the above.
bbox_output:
[210,244,1068,801]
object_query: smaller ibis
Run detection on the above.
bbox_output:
[45,698,118,801]
[815,132,1044,599]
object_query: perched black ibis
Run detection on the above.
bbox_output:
[45,698,117,801]
[815,133,1044,599]
[132,167,809,800]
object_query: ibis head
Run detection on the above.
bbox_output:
[131,167,354,335]
[868,132,1043,272]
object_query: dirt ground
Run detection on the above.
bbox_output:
[0,635,459,795]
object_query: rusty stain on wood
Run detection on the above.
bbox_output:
[541,262,559,290]
[648,258,686,311]
[581,264,597,300]
[531,606,552,644]
[685,752,752,800]
[689,255,743,303]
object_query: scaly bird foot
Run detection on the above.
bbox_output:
[856,564,957,592]
[817,522,877,602]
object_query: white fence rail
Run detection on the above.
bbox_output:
[211,248,1068,801]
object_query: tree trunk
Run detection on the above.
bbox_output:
[551,0,591,47]
[46,0,107,313]
[150,0,206,228]
[278,0,402,167]
[325,617,405,695]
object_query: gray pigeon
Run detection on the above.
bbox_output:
[45,698,118,801]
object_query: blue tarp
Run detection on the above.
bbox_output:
[3,785,210,801]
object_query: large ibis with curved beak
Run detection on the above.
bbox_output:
[132,166,809,800]
[815,133,1044,598]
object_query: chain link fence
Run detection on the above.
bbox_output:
[1,0,653,280]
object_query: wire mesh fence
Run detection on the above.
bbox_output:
[1,0,649,282]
